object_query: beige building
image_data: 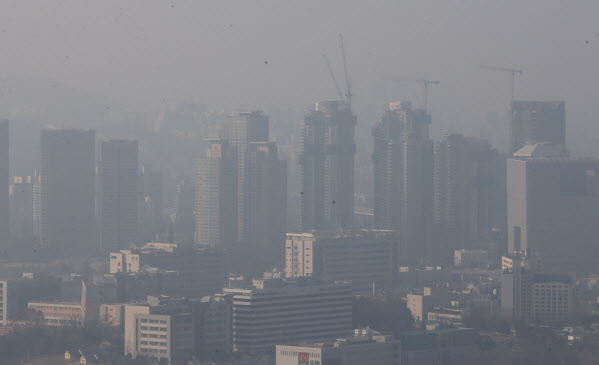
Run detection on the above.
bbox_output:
[28,301,83,326]
[276,334,400,365]
[110,250,140,274]
[406,287,448,324]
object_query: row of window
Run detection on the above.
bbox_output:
[141,318,167,324]
[140,347,167,354]
[141,326,167,331]
[141,340,167,347]
[141,333,167,339]
[280,351,320,358]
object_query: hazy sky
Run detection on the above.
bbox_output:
[1,0,598,154]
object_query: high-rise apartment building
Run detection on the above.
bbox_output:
[299,101,356,232]
[372,102,432,262]
[222,111,269,242]
[432,135,496,262]
[507,142,599,272]
[246,142,287,249]
[195,140,238,246]
[138,165,164,242]
[511,101,565,155]
[0,120,8,249]
[9,176,35,242]
[40,129,96,254]
[100,140,138,252]
[174,180,195,244]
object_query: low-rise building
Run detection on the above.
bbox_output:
[28,301,83,326]
[285,230,397,295]
[124,294,233,363]
[99,303,127,327]
[0,274,61,327]
[276,333,400,365]
[109,244,227,298]
[501,267,574,325]
[397,328,479,365]
[454,249,490,268]
[406,287,448,324]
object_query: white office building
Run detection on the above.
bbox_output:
[224,279,352,353]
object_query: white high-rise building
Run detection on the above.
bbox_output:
[195,140,237,246]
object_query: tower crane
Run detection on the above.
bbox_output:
[322,54,344,101]
[338,34,352,107]
[382,78,440,112]
[480,65,523,111]
[321,34,353,108]
[481,65,523,152]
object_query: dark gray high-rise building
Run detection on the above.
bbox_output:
[100,140,138,252]
[372,102,432,262]
[174,180,196,244]
[40,129,96,254]
[299,101,356,232]
[245,142,287,250]
[138,165,164,242]
[222,111,269,242]
[0,120,8,249]
[511,101,565,155]
[195,140,238,246]
[508,142,599,273]
[432,134,496,262]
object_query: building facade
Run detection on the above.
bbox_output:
[299,101,356,232]
[276,334,401,365]
[222,111,269,242]
[224,279,353,353]
[432,135,496,262]
[511,101,566,155]
[0,120,8,249]
[507,143,599,272]
[28,301,83,326]
[285,230,397,295]
[9,175,36,242]
[501,268,573,325]
[40,129,96,254]
[245,142,287,249]
[372,102,432,262]
[195,140,238,246]
[100,140,138,252]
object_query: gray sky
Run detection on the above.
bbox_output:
[1,0,598,154]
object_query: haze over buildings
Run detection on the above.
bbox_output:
[1,2,599,364]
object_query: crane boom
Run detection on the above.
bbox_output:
[481,65,523,74]
[383,78,440,111]
[339,34,352,106]
[322,54,343,101]
[481,65,524,153]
